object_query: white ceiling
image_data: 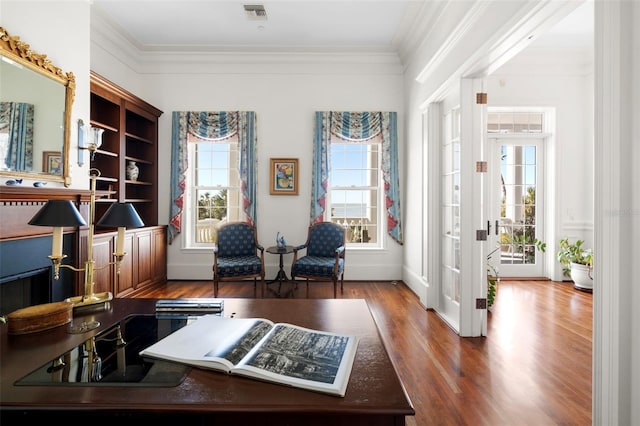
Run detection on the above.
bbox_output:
[529,0,593,49]
[91,0,418,52]
[91,0,593,53]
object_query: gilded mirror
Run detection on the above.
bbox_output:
[0,27,74,186]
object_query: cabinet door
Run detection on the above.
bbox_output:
[89,234,114,295]
[135,230,153,289]
[115,233,135,297]
[152,227,167,283]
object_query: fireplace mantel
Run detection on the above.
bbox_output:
[0,187,91,241]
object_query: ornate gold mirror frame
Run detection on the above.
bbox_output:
[0,27,75,186]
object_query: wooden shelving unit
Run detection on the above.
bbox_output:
[89,71,163,227]
[89,71,166,297]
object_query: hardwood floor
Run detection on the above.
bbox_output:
[137,278,592,426]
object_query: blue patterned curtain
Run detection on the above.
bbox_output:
[0,102,34,171]
[312,111,403,245]
[169,111,257,244]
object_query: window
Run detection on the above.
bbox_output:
[328,137,382,246]
[487,112,543,134]
[311,111,402,246]
[169,111,257,245]
[186,133,242,247]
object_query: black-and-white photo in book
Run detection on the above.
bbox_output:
[139,314,359,397]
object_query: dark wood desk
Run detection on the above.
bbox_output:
[0,298,414,425]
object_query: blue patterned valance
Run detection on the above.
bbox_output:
[169,111,257,244]
[312,111,403,245]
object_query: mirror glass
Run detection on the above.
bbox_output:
[0,27,74,186]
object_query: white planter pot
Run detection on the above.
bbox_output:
[570,262,593,291]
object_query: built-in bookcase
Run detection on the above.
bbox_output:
[88,71,166,297]
[89,71,163,227]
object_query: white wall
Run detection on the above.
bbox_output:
[2,0,91,190]
[90,27,405,280]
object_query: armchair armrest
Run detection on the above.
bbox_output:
[256,243,264,252]
[292,243,307,264]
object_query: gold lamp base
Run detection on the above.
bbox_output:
[65,292,113,308]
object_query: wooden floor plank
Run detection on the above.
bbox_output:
[137,278,592,426]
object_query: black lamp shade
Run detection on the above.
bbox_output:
[96,203,144,228]
[28,200,87,227]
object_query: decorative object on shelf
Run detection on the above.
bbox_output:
[33,181,47,187]
[5,178,22,185]
[276,232,287,249]
[126,160,139,181]
[28,168,145,324]
[269,158,299,195]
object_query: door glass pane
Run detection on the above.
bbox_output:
[441,108,461,307]
[499,144,539,265]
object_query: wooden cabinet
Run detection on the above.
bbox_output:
[89,71,163,227]
[79,226,167,298]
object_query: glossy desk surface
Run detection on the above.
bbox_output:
[0,298,414,425]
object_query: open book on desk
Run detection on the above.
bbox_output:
[139,314,359,397]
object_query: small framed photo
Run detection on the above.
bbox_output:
[270,158,299,195]
[43,151,62,174]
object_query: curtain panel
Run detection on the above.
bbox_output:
[0,102,34,171]
[169,111,257,244]
[312,111,403,245]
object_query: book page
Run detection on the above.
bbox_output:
[139,315,273,372]
[233,323,359,397]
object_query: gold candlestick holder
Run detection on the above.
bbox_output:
[28,169,144,322]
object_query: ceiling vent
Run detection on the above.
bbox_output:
[243,4,267,20]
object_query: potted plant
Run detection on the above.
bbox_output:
[556,237,593,291]
[487,248,500,311]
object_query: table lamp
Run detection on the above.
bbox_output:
[28,169,144,312]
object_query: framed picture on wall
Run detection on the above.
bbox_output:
[270,158,299,195]
[43,151,62,174]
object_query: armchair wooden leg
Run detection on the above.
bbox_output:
[333,278,337,298]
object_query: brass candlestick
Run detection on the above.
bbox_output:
[28,169,144,315]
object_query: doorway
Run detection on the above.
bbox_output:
[486,110,550,278]
[488,136,546,277]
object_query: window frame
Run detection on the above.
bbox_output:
[185,134,242,249]
[326,137,384,249]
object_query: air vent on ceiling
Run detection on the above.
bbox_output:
[243,4,267,20]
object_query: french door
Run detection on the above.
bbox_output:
[488,136,545,277]
[439,106,461,329]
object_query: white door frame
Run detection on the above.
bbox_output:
[487,134,546,278]
[458,78,487,337]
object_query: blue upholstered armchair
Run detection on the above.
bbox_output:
[213,222,265,297]
[291,222,346,298]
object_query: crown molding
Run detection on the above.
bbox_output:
[90,6,404,74]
